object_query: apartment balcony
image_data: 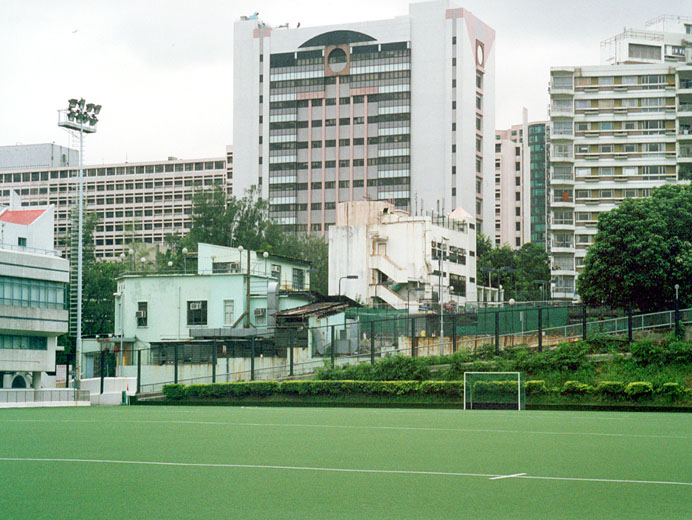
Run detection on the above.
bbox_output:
[679,165,692,181]
[678,126,692,140]
[550,244,575,255]
[551,220,574,232]
[552,286,576,300]
[679,147,692,163]
[550,82,574,95]
[551,175,574,187]
[678,103,692,117]
[550,104,574,117]
[551,153,574,163]
[550,130,574,142]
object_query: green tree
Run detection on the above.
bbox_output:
[476,233,550,300]
[174,186,329,294]
[578,184,692,312]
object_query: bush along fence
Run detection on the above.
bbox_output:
[159,378,692,407]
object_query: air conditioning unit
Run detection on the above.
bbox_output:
[190,302,202,311]
[135,311,147,318]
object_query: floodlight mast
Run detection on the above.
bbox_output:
[58,99,101,389]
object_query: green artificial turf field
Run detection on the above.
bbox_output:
[1,406,691,519]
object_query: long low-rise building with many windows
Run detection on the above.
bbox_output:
[0,145,231,260]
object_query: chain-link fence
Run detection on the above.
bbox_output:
[124,304,692,393]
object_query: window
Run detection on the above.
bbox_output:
[254,307,267,326]
[292,268,305,290]
[628,43,661,60]
[575,99,589,109]
[600,122,613,131]
[17,237,27,247]
[515,207,521,216]
[599,76,614,85]
[187,301,207,326]
[271,264,281,281]
[223,300,234,326]
[136,302,148,327]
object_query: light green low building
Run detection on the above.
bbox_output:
[82,243,342,386]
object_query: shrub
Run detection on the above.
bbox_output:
[162,384,186,400]
[371,355,430,381]
[524,380,548,395]
[594,381,625,397]
[561,380,593,395]
[659,382,683,398]
[629,340,665,366]
[624,381,654,399]
[419,381,464,397]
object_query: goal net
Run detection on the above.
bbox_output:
[463,372,524,410]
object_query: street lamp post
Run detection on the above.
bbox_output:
[58,98,101,389]
[182,247,188,274]
[675,283,680,338]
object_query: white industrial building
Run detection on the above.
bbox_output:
[328,201,476,311]
[549,16,692,299]
[0,193,69,389]
[233,0,496,237]
[0,147,231,260]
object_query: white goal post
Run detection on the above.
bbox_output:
[463,371,523,411]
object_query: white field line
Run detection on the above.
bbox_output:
[490,472,527,480]
[3,418,691,441]
[1,457,691,488]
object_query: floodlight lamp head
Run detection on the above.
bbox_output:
[86,103,94,112]
[78,98,85,109]
[89,116,98,126]
[93,105,102,115]
[67,112,75,121]
[68,99,78,108]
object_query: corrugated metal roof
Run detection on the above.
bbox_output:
[276,301,348,318]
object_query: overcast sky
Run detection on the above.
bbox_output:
[1,0,690,165]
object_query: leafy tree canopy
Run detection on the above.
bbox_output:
[578,184,692,312]
[476,233,550,301]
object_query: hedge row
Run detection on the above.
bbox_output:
[163,381,467,400]
[528,380,690,400]
[162,379,691,402]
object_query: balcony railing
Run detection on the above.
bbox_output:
[679,103,692,112]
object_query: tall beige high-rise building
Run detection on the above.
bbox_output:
[549,15,692,299]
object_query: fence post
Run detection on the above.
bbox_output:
[410,317,416,357]
[582,304,587,341]
[136,350,141,394]
[174,345,179,384]
[100,350,105,395]
[628,306,633,343]
[538,308,543,353]
[289,329,294,377]
[494,310,500,355]
[212,339,217,384]
[452,314,457,353]
[330,325,336,366]
[370,321,375,365]
[250,337,255,381]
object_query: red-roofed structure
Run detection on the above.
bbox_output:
[0,209,47,226]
